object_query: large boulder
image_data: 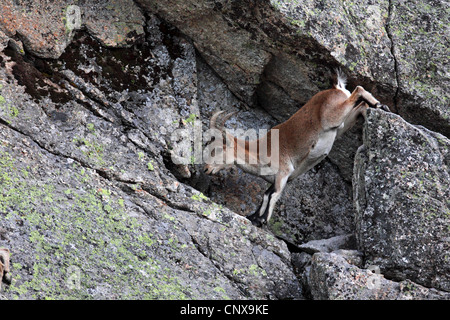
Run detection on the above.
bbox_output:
[354,109,450,292]
[309,252,450,300]
[388,0,450,137]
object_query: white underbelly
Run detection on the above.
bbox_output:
[309,129,337,161]
[290,129,337,180]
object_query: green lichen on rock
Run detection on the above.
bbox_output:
[388,0,450,136]
[354,109,450,292]
[0,148,189,299]
[0,3,304,300]
[269,0,394,85]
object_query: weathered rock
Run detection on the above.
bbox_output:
[82,0,145,48]
[309,252,450,300]
[138,0,351,113]
[0,0,77,58]
[298,234,355,254]
[0,13,301,299]
[141,0,449,137]
[332,249,364,268]
[269,161,355,245]
[137,0,275,107]
[388,0,450,137]
[0,121,302,299]
[138,3,449,255]
[0,0,449,301]
[273,0,395,88]
[354,109,450,292]
[0,0,145,59]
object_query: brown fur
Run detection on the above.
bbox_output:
[205,73,386,227]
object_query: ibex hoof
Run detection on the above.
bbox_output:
[246,213,266,228]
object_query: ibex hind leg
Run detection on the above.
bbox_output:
[349,86,380,108]
[336,102,369,139]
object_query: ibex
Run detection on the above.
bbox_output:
[204,71,389,227]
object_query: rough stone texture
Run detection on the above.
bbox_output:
[272,0,395,88]
[137,0,336,110]
[388,0,450,137]
[268,161,355,245]
[137,0,274,107]
[354,109,450,292]
[0,0,449,300]
[141,0,450,189]
[291,235,362,299]
[0,0,145,59]
[0,123,300,299]
[298,234,355,254]
[0,0,75,58]
[309,252,450,300]
[4,1,448,138]
[82,0,145,48]
[0,12,301,299]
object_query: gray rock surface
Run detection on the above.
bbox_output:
[269,161,355,245]
[140,0,449,138]
[309,252,450,300]
[0,0,449,300]
[388,0,450,137]
[0,9,301,299]
[354,109,450,292]
[298,234,355,254]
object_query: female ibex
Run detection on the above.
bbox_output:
[204,71,389,227]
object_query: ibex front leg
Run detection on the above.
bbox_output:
[247,167,292,227]
[247,184,274,227]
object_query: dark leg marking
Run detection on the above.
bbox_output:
[247,184,275,227]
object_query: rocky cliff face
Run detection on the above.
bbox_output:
[0,0,448,300]
[354,109,450,292]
